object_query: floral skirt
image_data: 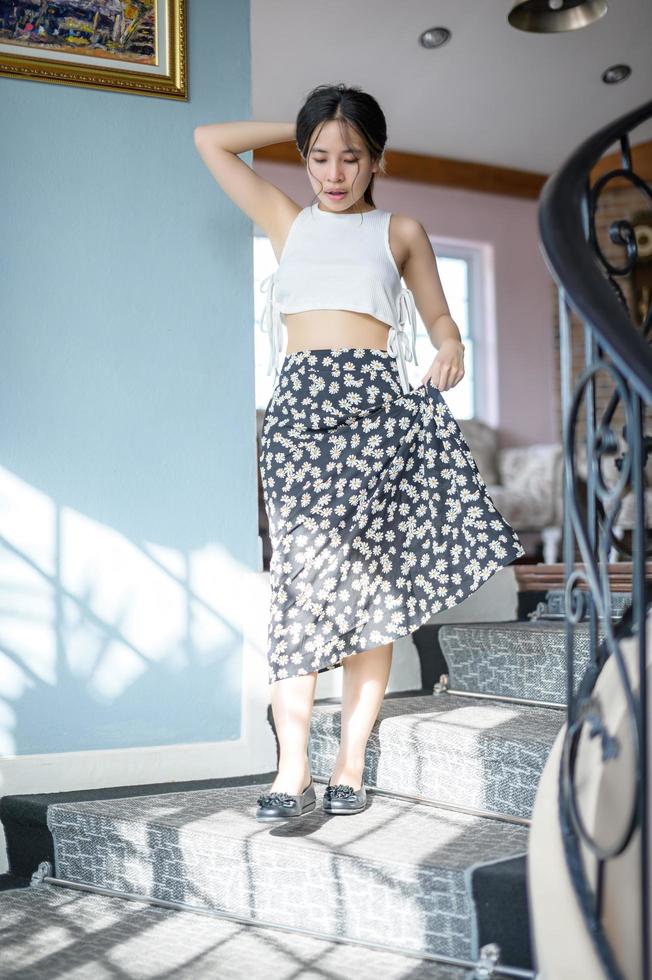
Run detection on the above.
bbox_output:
[259,347,525,684]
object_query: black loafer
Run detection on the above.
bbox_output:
[255,778,317,821]
[322,780,367,814]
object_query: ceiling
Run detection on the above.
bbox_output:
[251,0,652,176]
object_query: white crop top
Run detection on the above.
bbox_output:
[259,203,418,395]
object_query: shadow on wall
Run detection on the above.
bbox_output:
[0,468,250,756]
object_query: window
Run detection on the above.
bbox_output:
[407,238,476,420]
[253,231,481,419]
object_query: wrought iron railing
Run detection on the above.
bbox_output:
[538,99,652,980]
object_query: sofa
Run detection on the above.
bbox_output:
[456,418,564,563]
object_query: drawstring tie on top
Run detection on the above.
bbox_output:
[259,271,284,387]
[387,285,418,396]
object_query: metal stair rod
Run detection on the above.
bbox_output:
[309,778,531,827]
[30,862,536,980]
[433,674,566,711]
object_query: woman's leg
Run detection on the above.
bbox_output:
[330,642,393,790]
[269,670,318,795]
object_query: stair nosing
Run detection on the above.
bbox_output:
[46,785,529,876]
[25,876,517,976]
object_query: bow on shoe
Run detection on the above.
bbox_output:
[325,784,356,799]
[257,791,295,808]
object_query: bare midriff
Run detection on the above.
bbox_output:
[284,309,390,353]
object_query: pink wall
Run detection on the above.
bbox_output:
[254,161,556,448]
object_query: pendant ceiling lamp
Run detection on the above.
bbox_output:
[508,0,608,33]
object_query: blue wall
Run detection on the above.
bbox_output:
[0,0,259,755]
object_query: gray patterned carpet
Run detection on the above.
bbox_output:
[45,779,529,961]
[0,882,471,979]
[439,619,597,703]
[309,692,564,819]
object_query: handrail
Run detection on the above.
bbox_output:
[539,99,652,399]
[537,99,652,980]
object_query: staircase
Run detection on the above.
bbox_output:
[0,586,594,979]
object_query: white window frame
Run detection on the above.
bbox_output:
[426,234,497,424]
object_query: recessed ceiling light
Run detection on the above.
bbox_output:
[419,27,451,50]
[601,64,632,84]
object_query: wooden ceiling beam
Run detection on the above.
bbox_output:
[254,143,547,199]
[255,137,652,200]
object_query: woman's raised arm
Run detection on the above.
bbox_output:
[193,121,298,233]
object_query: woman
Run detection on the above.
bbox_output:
[194,83,525,822]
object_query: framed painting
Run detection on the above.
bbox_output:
[0,0,187,100]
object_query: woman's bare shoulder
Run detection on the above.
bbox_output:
[387,211,422,274]
[389,212,424,241]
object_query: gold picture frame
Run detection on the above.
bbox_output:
[0,0,187,101]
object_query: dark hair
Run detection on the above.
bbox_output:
[295,83,387,209]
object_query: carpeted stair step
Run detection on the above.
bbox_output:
[0,881,473,980]
[308,692,564,820]
[45,779,529,961]
[437,620,602,704]
[0,772,277,883]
